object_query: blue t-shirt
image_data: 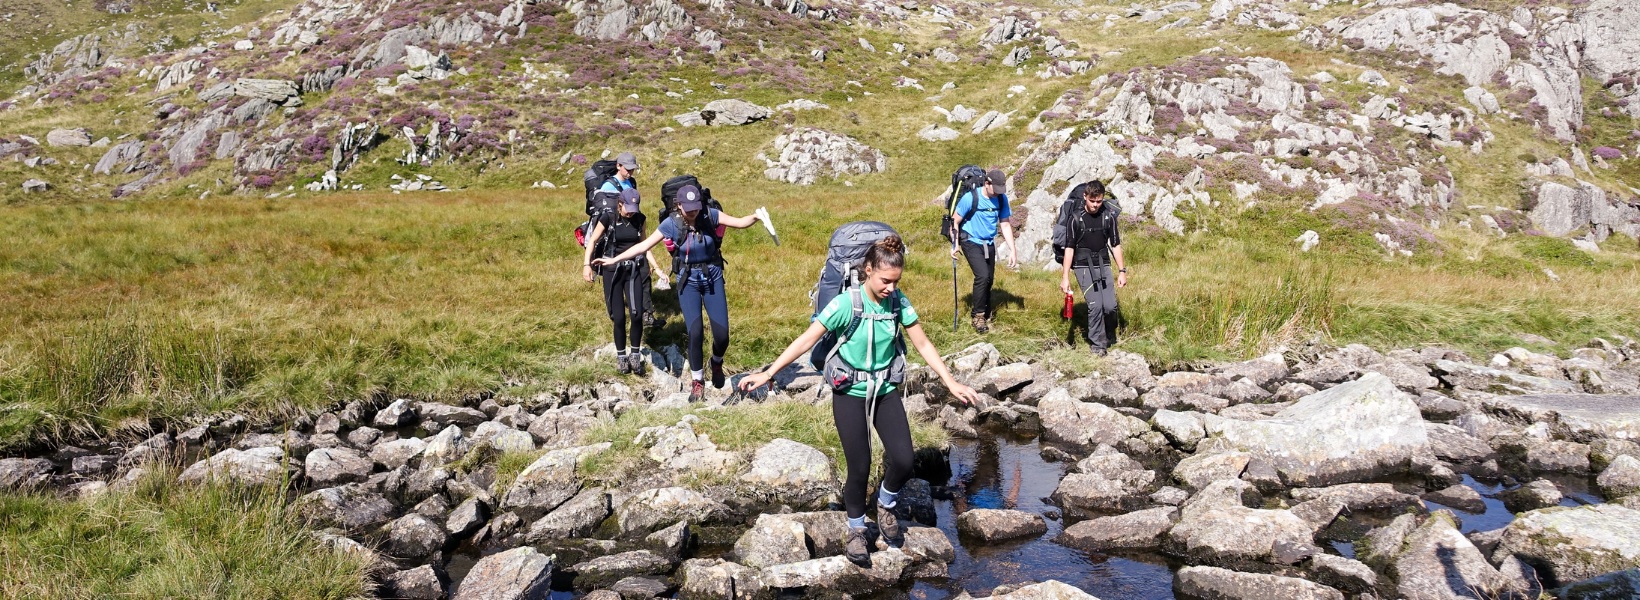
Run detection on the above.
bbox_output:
[953,189,1011,245]
[598,176,635,194]
[658,209,723,265]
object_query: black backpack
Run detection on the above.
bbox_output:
[808,221,902,369]
[660,174,716,222]
[1050,181,1122,266]
[582,159,621,216]
[940,165,988,244]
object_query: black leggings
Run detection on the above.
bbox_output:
[833,389,914,519]
[678,265,729,372]
[601,261,648,352]
[961,240,997,317]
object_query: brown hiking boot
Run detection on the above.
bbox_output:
[844,527,870,566]
[971,313,990,334]
[689,379,705,403]
[876,503,903,548]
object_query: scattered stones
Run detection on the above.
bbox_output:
[572,550,670,588]
[527,487,611,542]
[0,458,54,490]
[760,128,887,185]
[1361,511,1513,600]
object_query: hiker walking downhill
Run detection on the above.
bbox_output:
[1058,180,1128,355]
[599,152,668,324]
[949,169,1018,333]
[593,185,765,401]
[582,188,656,374]
[739,235,981,566]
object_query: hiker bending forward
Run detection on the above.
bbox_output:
[595,185,764,401]
[583,188,656,375]
[740,236,981,565]
[1059,180,1128,355]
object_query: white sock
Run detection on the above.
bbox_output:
[692,369,705,382]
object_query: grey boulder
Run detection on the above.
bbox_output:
[1173,566,1343,600]
[453,546,555,600]
[955,509,1047,542]
[1497,504,1640,584]
[1058,506,1177,551]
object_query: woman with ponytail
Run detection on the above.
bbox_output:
[740,235,980,565]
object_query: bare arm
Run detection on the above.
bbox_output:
[1113,244,1128,288]
[717,212,762,229]
[593,229,665,266]
[738,321,830,391]
[1000,220,1018,268]
[1059,246,1075,295]
[582,221,608,282]
[903,322,979,405]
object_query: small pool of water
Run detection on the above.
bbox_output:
[904,433,1177,600]
[1423,474,1604,534]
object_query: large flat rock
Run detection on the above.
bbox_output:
[1480,394,1640,442]
[1498,504,1640,585]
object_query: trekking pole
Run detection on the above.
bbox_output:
[951,254,959,332]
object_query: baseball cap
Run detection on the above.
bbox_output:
[676,184,703,212]
[616,152,639,171]
[618,188,641,212]
[986,169,1007,195]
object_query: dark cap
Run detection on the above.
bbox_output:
[619,188,641,212]
[616,152,639,171]
[985,169,1007,195]
[676,184,703,212]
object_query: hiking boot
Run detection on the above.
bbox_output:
[1091,346,1108,357]
[971,313,990,334]
[710,357,726,389]
[876,503,904,548]
[643,311,657,329]
[689,379,706,403]
[616,353,632,375]
[630,352,648,376]
[844,527,870,566]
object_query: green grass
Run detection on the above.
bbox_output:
[0,468,373,599]
[2,185,1638,451]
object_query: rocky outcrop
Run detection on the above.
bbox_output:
[1360,511,1516,600]
[738,438,837,508]
[675,99,771,127]
[759,128,886,185]
[1497,504,1640,585]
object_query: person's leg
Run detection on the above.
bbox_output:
[831,392,872,521]
[625,265,646,351]
[872,390,915,496]
[678,270,706,375]
[1099,268,1120,348]
[603,268,629,352]
[704,267,730,363]
[961,241,994,317]
[1073,266,1101,349]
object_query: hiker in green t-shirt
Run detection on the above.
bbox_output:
[740,235,980,566]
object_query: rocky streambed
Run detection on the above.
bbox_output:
[5,338,1640,599]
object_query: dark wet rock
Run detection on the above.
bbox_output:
[1173,566,1344,600]
[527,487,611,542]
[1423,484,1488,513]
[452,546,555,600]
[1058,506,1177,551]
[1598,454,1640,498]
[572,550,670,589]
[470,511,526,551]
[71,454,118,477]
[956,508,1047,542]
[381,565,447,600]
[374,399,418,428]
[418,402,488,428]
[1361,511,1513,600]
[899,478,938,525]
[1199,373,1428,487]
[1501,479,1563,513]
[1,458,56,490]
[1426,423,1494,464]
[616,486,729,537]
[1305,554,1376,595]
[1172,450,1250,491]
[304,447,372,486]
[383,513,447,560]
[1289,483,1420,512]
[1498,504,1640,585]
[1216,354,1290,389]
[501,444,606,519]
[611,576,670,599]
[732,514,811,568]
[678,558,766,600]
[296,483,394,531]
[447,496,489,538]
[1557,568,1640,599]
[738,438,838,508]
[1038,389,1150,450]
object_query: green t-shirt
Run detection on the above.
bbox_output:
[817,289,920,398]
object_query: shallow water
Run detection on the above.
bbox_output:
[906,433,1178,600]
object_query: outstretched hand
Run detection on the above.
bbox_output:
[738,371,772,392]
[947,382,981,406]
[590,257,616,268]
